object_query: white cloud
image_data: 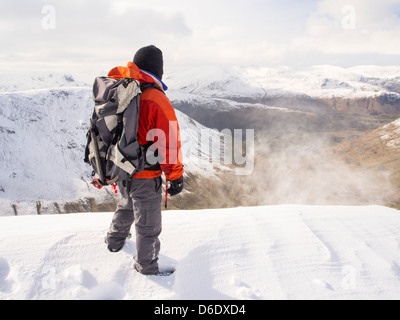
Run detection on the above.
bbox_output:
[1,0,400,72]
[0,0,192,72]
[292,0,400,55]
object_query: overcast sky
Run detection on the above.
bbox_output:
[1,0,400,74]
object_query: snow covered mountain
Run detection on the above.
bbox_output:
[0,74,230,215]
[1,65,400,215]
[167,65,400,101]
[167,65,400,131]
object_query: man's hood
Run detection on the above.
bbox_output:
[108,62,167,92]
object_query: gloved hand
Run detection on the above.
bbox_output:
[168,176,184,196]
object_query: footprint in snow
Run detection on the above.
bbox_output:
[60,265,126,300]
[312,279,334,291]
[0,257,18,294]
[81,282,126,300]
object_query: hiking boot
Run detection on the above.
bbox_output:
[105,233,132,253]
[134,262,175,276]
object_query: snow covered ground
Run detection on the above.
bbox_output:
[1,205,399,300]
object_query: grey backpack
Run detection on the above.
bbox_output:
[84,77,145,192]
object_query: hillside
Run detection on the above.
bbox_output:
[0,205,399,300]
[166,65,400,210]
[332,118,400,208]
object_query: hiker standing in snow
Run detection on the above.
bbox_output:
[105,46,184,275]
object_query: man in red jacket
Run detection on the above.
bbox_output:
[105,46,184,275]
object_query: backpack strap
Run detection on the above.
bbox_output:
[140,83,165,95]
[112,114,124,145]
[137,83,164,173]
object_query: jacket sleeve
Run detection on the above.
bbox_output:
[138,93,184,181]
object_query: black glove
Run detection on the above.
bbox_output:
[168,176,184,196]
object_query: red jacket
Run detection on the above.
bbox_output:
[108,62,184,181]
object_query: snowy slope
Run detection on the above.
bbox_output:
[0,205,399,300]
[379,118,400,149]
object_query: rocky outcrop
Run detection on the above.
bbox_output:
[319,94,400,116]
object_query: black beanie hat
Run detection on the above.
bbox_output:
[133,45,164,80]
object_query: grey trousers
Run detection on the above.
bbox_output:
[107,177,162,275]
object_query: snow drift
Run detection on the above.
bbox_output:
[0,205,399,300]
